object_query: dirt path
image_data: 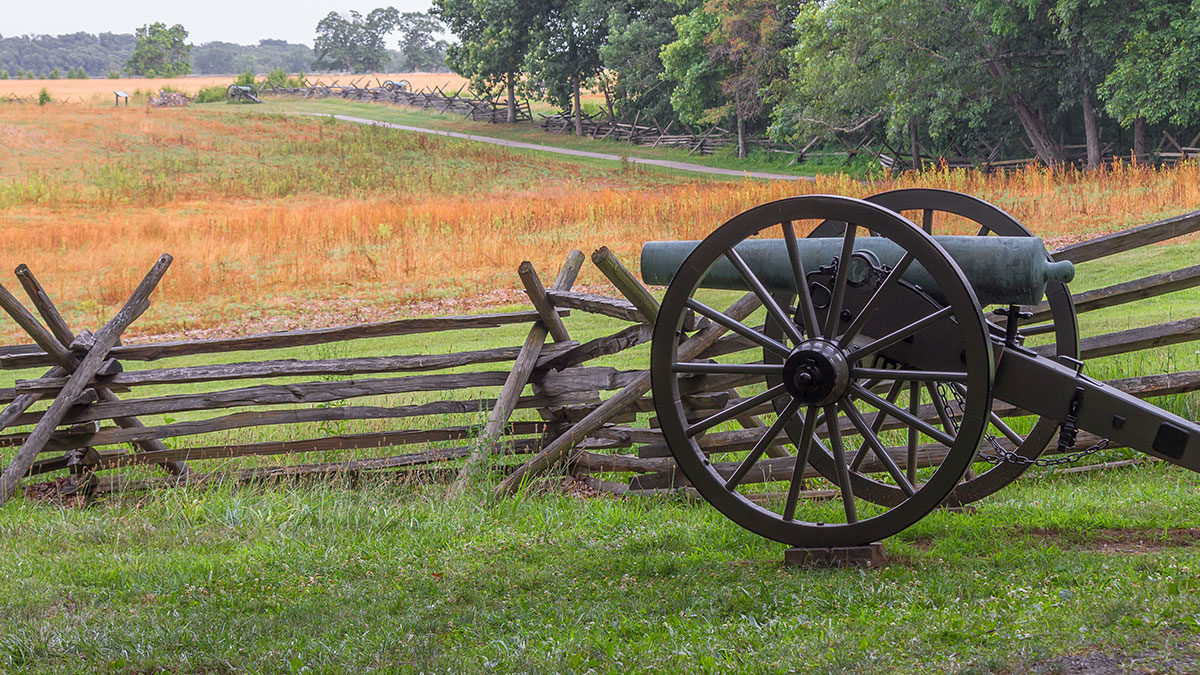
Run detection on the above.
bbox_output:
[313,113,816,182]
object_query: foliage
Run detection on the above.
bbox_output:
[433,0,546,122]
[36,88,51,105]
[192,39,314,75]
[1099,0,1200,128]
[524,0,609,126]
[312,7,401,73]
[0,32,134,79]
[660,7,727,126]
[601,0,694,124]
[395,12,449,72]
[234,69,256,87]
[193,85,228,104]
[261,68,306,89]
[125,22,192,78]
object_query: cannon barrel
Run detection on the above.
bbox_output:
[641,236,1075,306]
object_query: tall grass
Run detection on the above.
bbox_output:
[1,105,1198,340]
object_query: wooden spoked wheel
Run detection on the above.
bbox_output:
[650,195,995,547]
[788,188,1079,506]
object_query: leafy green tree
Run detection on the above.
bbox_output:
[601,0,693,124]
[1099,0,1200,158]
[663,0,788,157]
[433,0,545,122]
[525,0,609,134]
[396,12,448,72]
[37,88,50,105]
[774,0,1074,166]
[125,22,191,77]
[312,8,401,73]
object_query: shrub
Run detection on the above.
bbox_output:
[234,69,256,87]
[37,88,51,105]
[261,68,305,89]
[108,71,121,79]
[194,85,227,104]
[0,71,7,80]
[47,68,60,80]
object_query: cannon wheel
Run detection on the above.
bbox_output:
[791,188,1079,506]
[651,195,995,547]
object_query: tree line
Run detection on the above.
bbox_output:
[0,11,449,80]
[433,0,1200,165]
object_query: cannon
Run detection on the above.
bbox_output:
[226,84,262,104]
[644,191,1199,548]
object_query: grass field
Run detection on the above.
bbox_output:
[0,73,468,103]
[2,102,1197,342]
[1,98,1199,673]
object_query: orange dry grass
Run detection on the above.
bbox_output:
[1,72,467,101]
[1,104,1197,342]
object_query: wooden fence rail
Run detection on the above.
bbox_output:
[264,82,533,123]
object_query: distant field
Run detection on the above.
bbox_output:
[1,102,1198,343]
[0,72,467,102]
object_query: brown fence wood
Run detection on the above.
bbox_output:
[1026,264,1200,325]
[0,309,569,370]
[1053,209,1200,263]
[10,341,580,396]
[7,366,645,428]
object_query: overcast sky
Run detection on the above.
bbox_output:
[2,1,438,46]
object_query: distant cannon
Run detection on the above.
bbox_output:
[646,190,1199,548]
[383,79,412,93]
[226,84,262,104]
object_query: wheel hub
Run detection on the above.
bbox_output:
[782,339,850,406]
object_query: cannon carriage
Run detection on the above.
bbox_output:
[643,190,1199,548]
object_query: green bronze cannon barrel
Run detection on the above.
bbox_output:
[640,235,1074,306]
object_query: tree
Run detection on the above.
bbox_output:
[312,8,401,73]
[396,12,448,72]
[525,0,610,135]
[774,0,1076,167]
[1099,0,1200,159]
[601,0,693,124]
[662,0,788,157]
[434,0,546,123]
[125,22,191,77]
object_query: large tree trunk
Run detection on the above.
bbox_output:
[984,52,1064,166]
[573,74,583,136]
[1008,94,1065,166]
[736,110,746,159]
[1082,82,1101,170]
[506,73,516,124]
[909,117,921,171]
[1133,116,1147,162]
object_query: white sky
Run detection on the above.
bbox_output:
[2,1,437,46]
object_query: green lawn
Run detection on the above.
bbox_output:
[2,465,1200,673]
[0,194,1197,672]
[209,97,879,179]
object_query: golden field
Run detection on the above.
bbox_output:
[0,103,1198,342]
[1,72,468,102]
